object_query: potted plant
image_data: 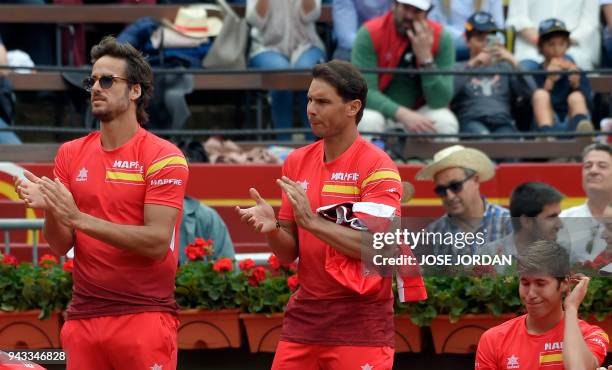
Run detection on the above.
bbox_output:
[578,276,612,352]
[174,238,244,349]
[238,255,298,353]
[0,253,72,349]
[416,275,521,354]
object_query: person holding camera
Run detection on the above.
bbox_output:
[451,11,536,138]
[532,18,595,135]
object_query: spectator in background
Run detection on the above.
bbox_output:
[331,0,392,61]
[0,35,21,145]
[429,0,504,61]
[602,0,612,66]
[531,19,594,135]
[560,143,612,263]
[417,145,512,256]
[246,0,326,141]
[352,0,458,140]
[179,196,235,264]
[506,0,600,70]
[488,182,564,265]
[451,11,535,138]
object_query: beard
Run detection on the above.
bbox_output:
[91,94,130,122]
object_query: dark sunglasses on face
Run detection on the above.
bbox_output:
[434,172,475,197]
[83,75,130,92]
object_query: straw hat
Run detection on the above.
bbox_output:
[415,145,494,181]
[162,5,223,38]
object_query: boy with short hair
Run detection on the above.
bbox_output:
[475,240,609,369]
[532,18,594,134]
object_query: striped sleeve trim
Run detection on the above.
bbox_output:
[361,169,401,188]
[146,155,188,177]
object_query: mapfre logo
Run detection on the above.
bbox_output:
[150,178,182,186]
[330,172,359,181]
[544,342,562,351]
[113,160,141,170]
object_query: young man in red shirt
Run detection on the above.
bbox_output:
[237,60,425,369]
[475,240,609,369]
[14,37,188,370]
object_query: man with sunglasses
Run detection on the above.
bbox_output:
[416,145,512,257]
[14,36,188,370]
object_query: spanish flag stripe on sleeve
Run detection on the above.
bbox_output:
[106,171,144,182]
[539,353,563,364]
[146,156,188,177]
[321,184,361,195]
[361,170,401,188]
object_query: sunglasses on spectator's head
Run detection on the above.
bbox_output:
[433,172,475,197]
[83,75,130,92]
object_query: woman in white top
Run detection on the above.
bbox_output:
[246,0,326,141]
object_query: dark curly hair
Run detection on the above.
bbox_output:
[90,36,153,124]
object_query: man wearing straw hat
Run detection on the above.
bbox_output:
[416,145,512,256]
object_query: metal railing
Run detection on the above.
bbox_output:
[0,218,44,265]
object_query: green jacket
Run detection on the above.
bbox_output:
[351,24,455,119]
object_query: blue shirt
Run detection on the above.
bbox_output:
[429,0,505,40]
[534,55,593,120]
[425,198,512,256]
[332,0,391,51]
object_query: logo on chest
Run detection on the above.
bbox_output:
[113,160,143,172]
[330,172,359,181]
[76,167,88,182]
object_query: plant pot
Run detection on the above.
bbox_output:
[0,310,61,349]
[430,314,515,354]
[239,313,284,353]
[586,315,612,353]
[394,315,422,353]
[177,309,241,349]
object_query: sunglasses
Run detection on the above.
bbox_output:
[434,173,475,197]
[83,75,130,92]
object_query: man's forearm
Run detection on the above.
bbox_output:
[266,221,299,264]
[519,28,539,45]
[255,0,269,18]
[563,307,599,370]
[74,213,172,260]
[302,0,315,15]
[306,217,364,259]
[43,211,74,256]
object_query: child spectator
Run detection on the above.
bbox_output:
[451,11,535,137]
[532,19,594,135]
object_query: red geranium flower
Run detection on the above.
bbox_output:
[193,237,214,256]
[63,259,74,273]
[39,254,58,269]
[267,255,281,270]
[213,257,234,273]
[239,258,256,271]
[287,274,299,292]
[248,266,267,287]
[287,262,298,273]
[1,254,18,267]
[185,243,206,261]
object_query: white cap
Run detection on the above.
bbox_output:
[396,0,432,11]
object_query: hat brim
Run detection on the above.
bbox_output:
[539,28,570,41]
[415,148,495,182]
[396,0,432,11]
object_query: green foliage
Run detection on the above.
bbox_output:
[236,275,292,314]
[175,261,246,310]
[396,275,524,326]
[0,260,72,320]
